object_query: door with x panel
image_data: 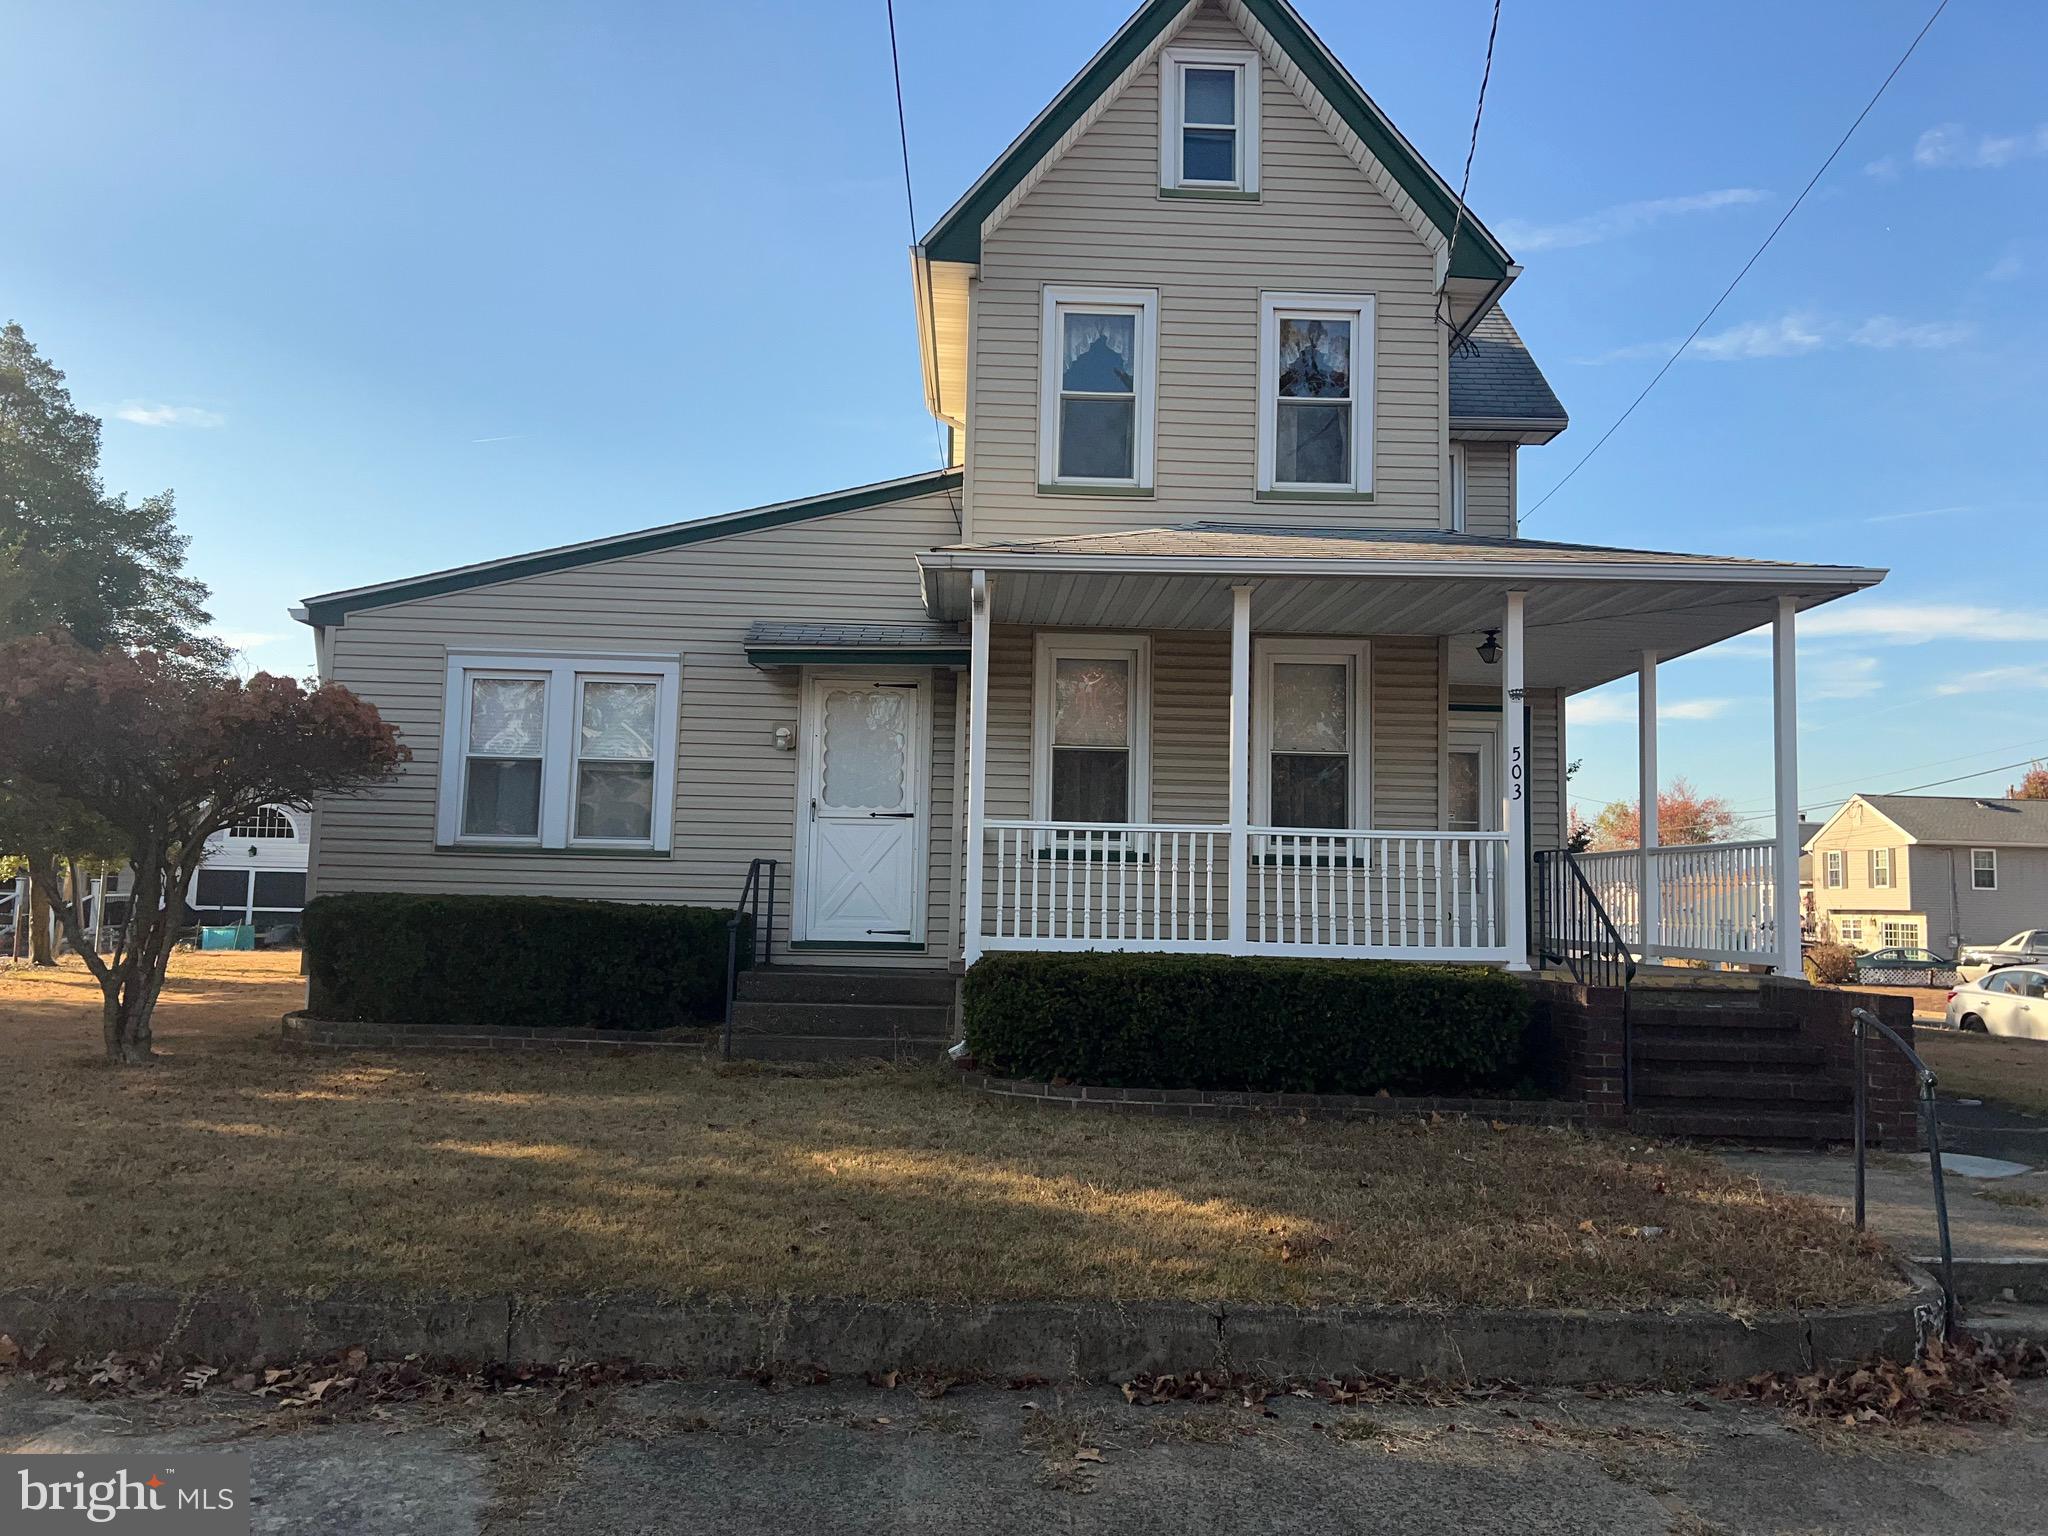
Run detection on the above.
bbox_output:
[798,674,927,945]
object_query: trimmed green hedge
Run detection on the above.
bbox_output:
[963,952,1530,1095]
[302,892,748,1031]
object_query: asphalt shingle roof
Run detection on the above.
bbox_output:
[941,523,1846,569]
[1449,309,1567,429]
[1859,795,2048,848]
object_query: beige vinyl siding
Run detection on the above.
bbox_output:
[983,626,1442,827]
[1527,688,1563,852]
[1459,440,1514,537]
[315,488,964,963]
[967,2,1443,543]
[1808,800,1915,935]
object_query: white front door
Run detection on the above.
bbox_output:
[798,673,927,945]
[1448,724,1501,833]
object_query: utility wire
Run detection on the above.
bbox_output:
[1440,0,1503,317]
[885,0,962,526]
[1522,0,1951,526]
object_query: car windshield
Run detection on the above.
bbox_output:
[2002,933,2032,947]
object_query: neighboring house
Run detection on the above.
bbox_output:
[1808,794,2048,956]
[293,0,1883,986]
[1796,817,1824,936]
[79,804,312,939]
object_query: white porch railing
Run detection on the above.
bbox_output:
[1573,840,1780,965]
[978,820,1512,961]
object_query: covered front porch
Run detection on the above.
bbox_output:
[919,525,1884,974]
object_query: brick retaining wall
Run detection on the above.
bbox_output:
[962,1072,1583,1125]
[280,1012,712,1054]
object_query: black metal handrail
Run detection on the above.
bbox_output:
[1850,1005,1956,1338]
[722,858,777,1060]
[1533,849,1639,1105]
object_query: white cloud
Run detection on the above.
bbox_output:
[1807,654,1881,700]
[1495,188,1767,253]
[1935,665,2048,697]
[1911,122,2048,170]
[1566,695,1734,726]
[1987,249,2024,282]
[1801,601,2048,645]
[212,630,279,653]
[1865,504,1973,525]
[1580,311,1972,365]
[112,401,224,428]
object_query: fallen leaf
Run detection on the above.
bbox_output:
[1074,1447,1104,1463]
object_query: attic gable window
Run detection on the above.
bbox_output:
[1159,47,1260,195]
[1038,286,1157,493]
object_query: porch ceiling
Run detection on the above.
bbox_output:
[916,526,1885,696]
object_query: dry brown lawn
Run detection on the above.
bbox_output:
[0,951,1900,1313]
[1919,1028,2048,1117]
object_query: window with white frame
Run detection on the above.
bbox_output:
[1258,293,1374,495]
[1038,287,1157,492]
[1253,639,1369,830]
[1158,47,1260,193]
[1824,849,1844,888]
[1882,919,1920,948]
[1972,848,1998,890]
[1448,444,1467,532]
[436,654,679,851]
[1868,847,1894,889]
[1032,635,1150,832]
[1837,916,1864,943]
[230,805,298,840]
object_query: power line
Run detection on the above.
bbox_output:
[1721,736,2048,819]
[1522,0,1951,526]
[884,0,962,525]
[1440,0,1503,303]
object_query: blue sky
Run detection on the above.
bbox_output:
[5,0,2043,834]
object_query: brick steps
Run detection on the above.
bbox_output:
[726,966,956,1063]
[1625,986,1859,1144]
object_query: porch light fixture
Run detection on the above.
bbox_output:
[1476,629,1501,666]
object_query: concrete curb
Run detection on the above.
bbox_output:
[0,1270,1943,1387]
[1916,1256,2048,1305]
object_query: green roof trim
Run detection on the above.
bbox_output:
[922,0,1511,281]
[301,469,963,627]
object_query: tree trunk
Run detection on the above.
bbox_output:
[28,882,54,965]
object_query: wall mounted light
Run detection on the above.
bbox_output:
[1476,629,1501,666]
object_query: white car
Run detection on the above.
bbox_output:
[1946,966,2048,1039]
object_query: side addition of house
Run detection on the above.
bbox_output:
[295,0,1885,984]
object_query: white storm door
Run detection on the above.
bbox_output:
[1448,725,1501,833]
[799,674,927,944]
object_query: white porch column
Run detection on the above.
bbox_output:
[1502,590,1529,970]
[1638,649,1660,959]
[1772,595,1801,976]
[963,569,992,965]
[1227,583,1252,948]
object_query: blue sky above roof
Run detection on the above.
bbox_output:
[3,0,2042,828]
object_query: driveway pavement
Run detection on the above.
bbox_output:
[5,1372,2047,1535]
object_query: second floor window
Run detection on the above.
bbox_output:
[1258,293,1374,496]
[1038,287,1157,492]
[1973,848,1998,890]
[1824,849,1844,888]
[1868,847,1893,889]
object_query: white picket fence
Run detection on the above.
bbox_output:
[1573,839,1779,965]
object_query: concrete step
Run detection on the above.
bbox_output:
[735,966,955,1007]
[726,1034,954,1064]
[728,1000,953,1039]
[1633,1071,1852,1105]
[1960,1303,2048,1349]
[1630,1107,1856,1144]
[1629,1036,1829,1069]
[1927,1258,2048,1305]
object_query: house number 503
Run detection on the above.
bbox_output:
[1510,744,1524,802]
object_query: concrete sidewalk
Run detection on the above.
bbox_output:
[1721,1146,2048,1265]
[6,1371,2048,1535]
